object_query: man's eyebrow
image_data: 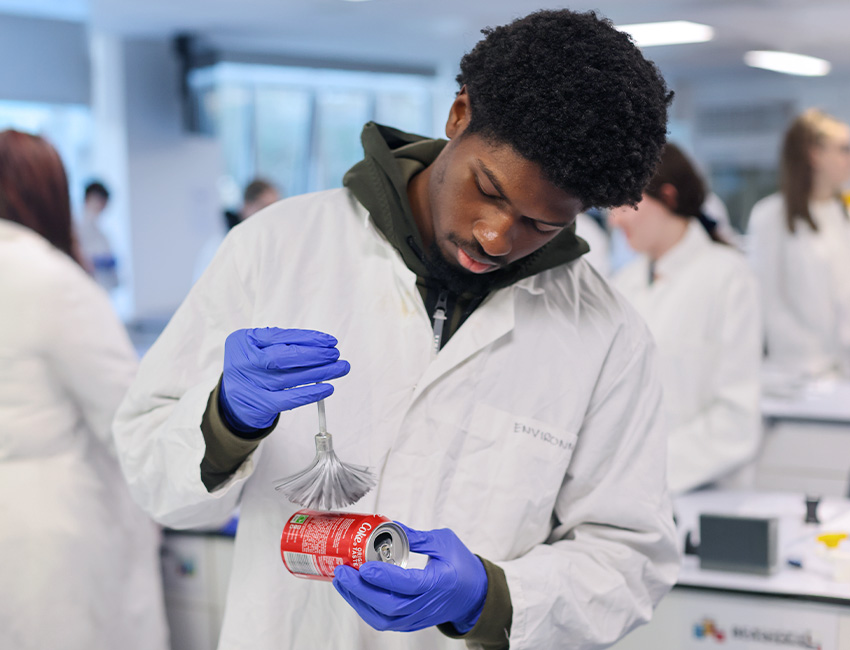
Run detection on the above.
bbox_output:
[478,158,573,228]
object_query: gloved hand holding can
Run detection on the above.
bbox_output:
[333,523,489,634]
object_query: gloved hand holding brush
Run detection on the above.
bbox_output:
[333,524,488,634]
[219,327,350,433]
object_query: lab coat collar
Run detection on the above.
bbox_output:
[512,274,547,296]
[653,220,712,282]
[412,284,517,400]
[413,270,556,401]
[354,195,543,398]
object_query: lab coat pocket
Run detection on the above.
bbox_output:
[446,402,577,559]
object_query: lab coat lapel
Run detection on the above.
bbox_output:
[412,285,517,400]
[367,207,520,399]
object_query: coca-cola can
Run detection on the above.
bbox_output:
[280,509,409,581]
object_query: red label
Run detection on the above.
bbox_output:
[280,510,390,581]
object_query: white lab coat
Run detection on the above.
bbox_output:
[114,188,679,650]
[747,193,850,379]
[613,221,762,494]
[575,213,610,276]
[0,220,168,650]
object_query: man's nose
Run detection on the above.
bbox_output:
[473,214,514,257]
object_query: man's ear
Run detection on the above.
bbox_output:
[445,86,472,140]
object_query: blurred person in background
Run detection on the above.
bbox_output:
[748,109,850,380]
[702,191,740,248]
[195,177,281,281]
[77,180,120,290]
[610,143,762,494]
[224,177,281,230]
[608,188,739,276]
[0,130,168,650]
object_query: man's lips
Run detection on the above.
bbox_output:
[457,246,500,273]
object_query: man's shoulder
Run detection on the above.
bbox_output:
[213,188,377,279]
[538,258,645,335]
[531,260,656,379]
[246,188,360,226]
[227,188,365,246]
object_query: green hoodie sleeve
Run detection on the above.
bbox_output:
[437,557,512,649]
[200,378,278,491]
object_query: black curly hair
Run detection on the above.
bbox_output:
[457,9,673,208]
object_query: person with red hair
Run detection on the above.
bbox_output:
[0,130,168,650]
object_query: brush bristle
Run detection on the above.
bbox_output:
[274,448,376,510]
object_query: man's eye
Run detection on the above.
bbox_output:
[527,218,563,234]
[475,178,499,200]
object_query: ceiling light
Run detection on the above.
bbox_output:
[616,21,714,47]
[744,50,831,77]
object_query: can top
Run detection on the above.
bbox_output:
[365,522,409,568]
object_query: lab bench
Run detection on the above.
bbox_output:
[161,527,235,650]
[754,378,850,498]
[613,490,850,650]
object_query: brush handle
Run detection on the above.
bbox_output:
[317,398,328,434]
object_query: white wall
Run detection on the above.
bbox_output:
[0,17,224,323]
[0,13,89,104]
[88,34,224,323]
[659,69,850,229]
[89,32,133,319]
[670,70,850,168]
[122,38,223,321]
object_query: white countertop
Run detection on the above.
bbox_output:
[761,377,850,424]
[674,490,850,602]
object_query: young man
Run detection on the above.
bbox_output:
[115,10,677,649]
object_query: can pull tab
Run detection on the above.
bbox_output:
[373,532,395,564]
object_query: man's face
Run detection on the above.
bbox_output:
[410,90,583,283]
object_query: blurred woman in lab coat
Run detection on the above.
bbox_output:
[0,130,168,650]
[748,109,850,380]
[610,143,762,494]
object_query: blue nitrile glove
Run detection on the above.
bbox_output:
[332,524,488,634]
[219,327,350,432]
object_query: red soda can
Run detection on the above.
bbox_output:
[280,509,409,581]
